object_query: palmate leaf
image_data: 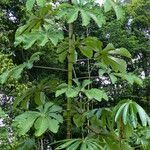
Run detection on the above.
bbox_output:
[80,38,130,73]
[13,102,63,137]
[57,3,106,27]
[57,0,124,27]
[15,26,64,49]
[88,10,106,27]
[114,73,143,86]
[85,88,108,102]
[15,5,64,48]
[95,43,131,73]
[114,100,150,128]
[56,80,108,102]
[55,137,103,150]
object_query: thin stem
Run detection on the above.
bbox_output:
[73,66,77,78]
[66,0,74,138]
[33,66,67,72]
[87,59,90,133]
[40,139,44,150]
[119,117,124,150]
[74,76,100,80]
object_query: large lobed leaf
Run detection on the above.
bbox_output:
[13,102,63,137]
[114,100,150,128]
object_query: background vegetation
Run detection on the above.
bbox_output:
[0,0,150,149]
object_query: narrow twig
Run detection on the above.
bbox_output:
[33,66,67,72]
[74,76,100,80]
[76,58,95,62]
[73,66,77,78]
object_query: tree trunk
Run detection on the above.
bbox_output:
[67,0,73,139]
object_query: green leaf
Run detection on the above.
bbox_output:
[36,0,46,7]
[106,56,127,73]
[26,0,35,11]
[80,46,93,58]
[47,119,59,133]
[109,48,131,58]
[80,10,91,26]
[82,80,92,89]
[98,69,106,76]
[43,102,62,113]
[58,51,67,63]
[135,103,147,126]
[115,103,126,122]
[50,113,63,124]
[11,64,25,79]
[85,88,108,101]
[130,104,137,128]
[109,74,117,84]
[124,124,133,139]
[66,141,82,150]
[34,117,48,137]
[103,0,112,12]
[13,102,63,136]
[73,114,85,127]
[82,37,102,52]
[55,139,79,150]
[123,103,130,124]
[113,5,125,20]
[89,12,105,28]
[55,88,67,97]
[0,70,10,84]
[34,91,46,106]
[103,43,115,51]
[38,34,49,46]
[13,111,39,135]
[66,87,78,98]
[115,73,143,86]
[67,8,79,23]
[114,100,150,128]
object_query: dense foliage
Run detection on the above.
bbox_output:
[0,0,150,149]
